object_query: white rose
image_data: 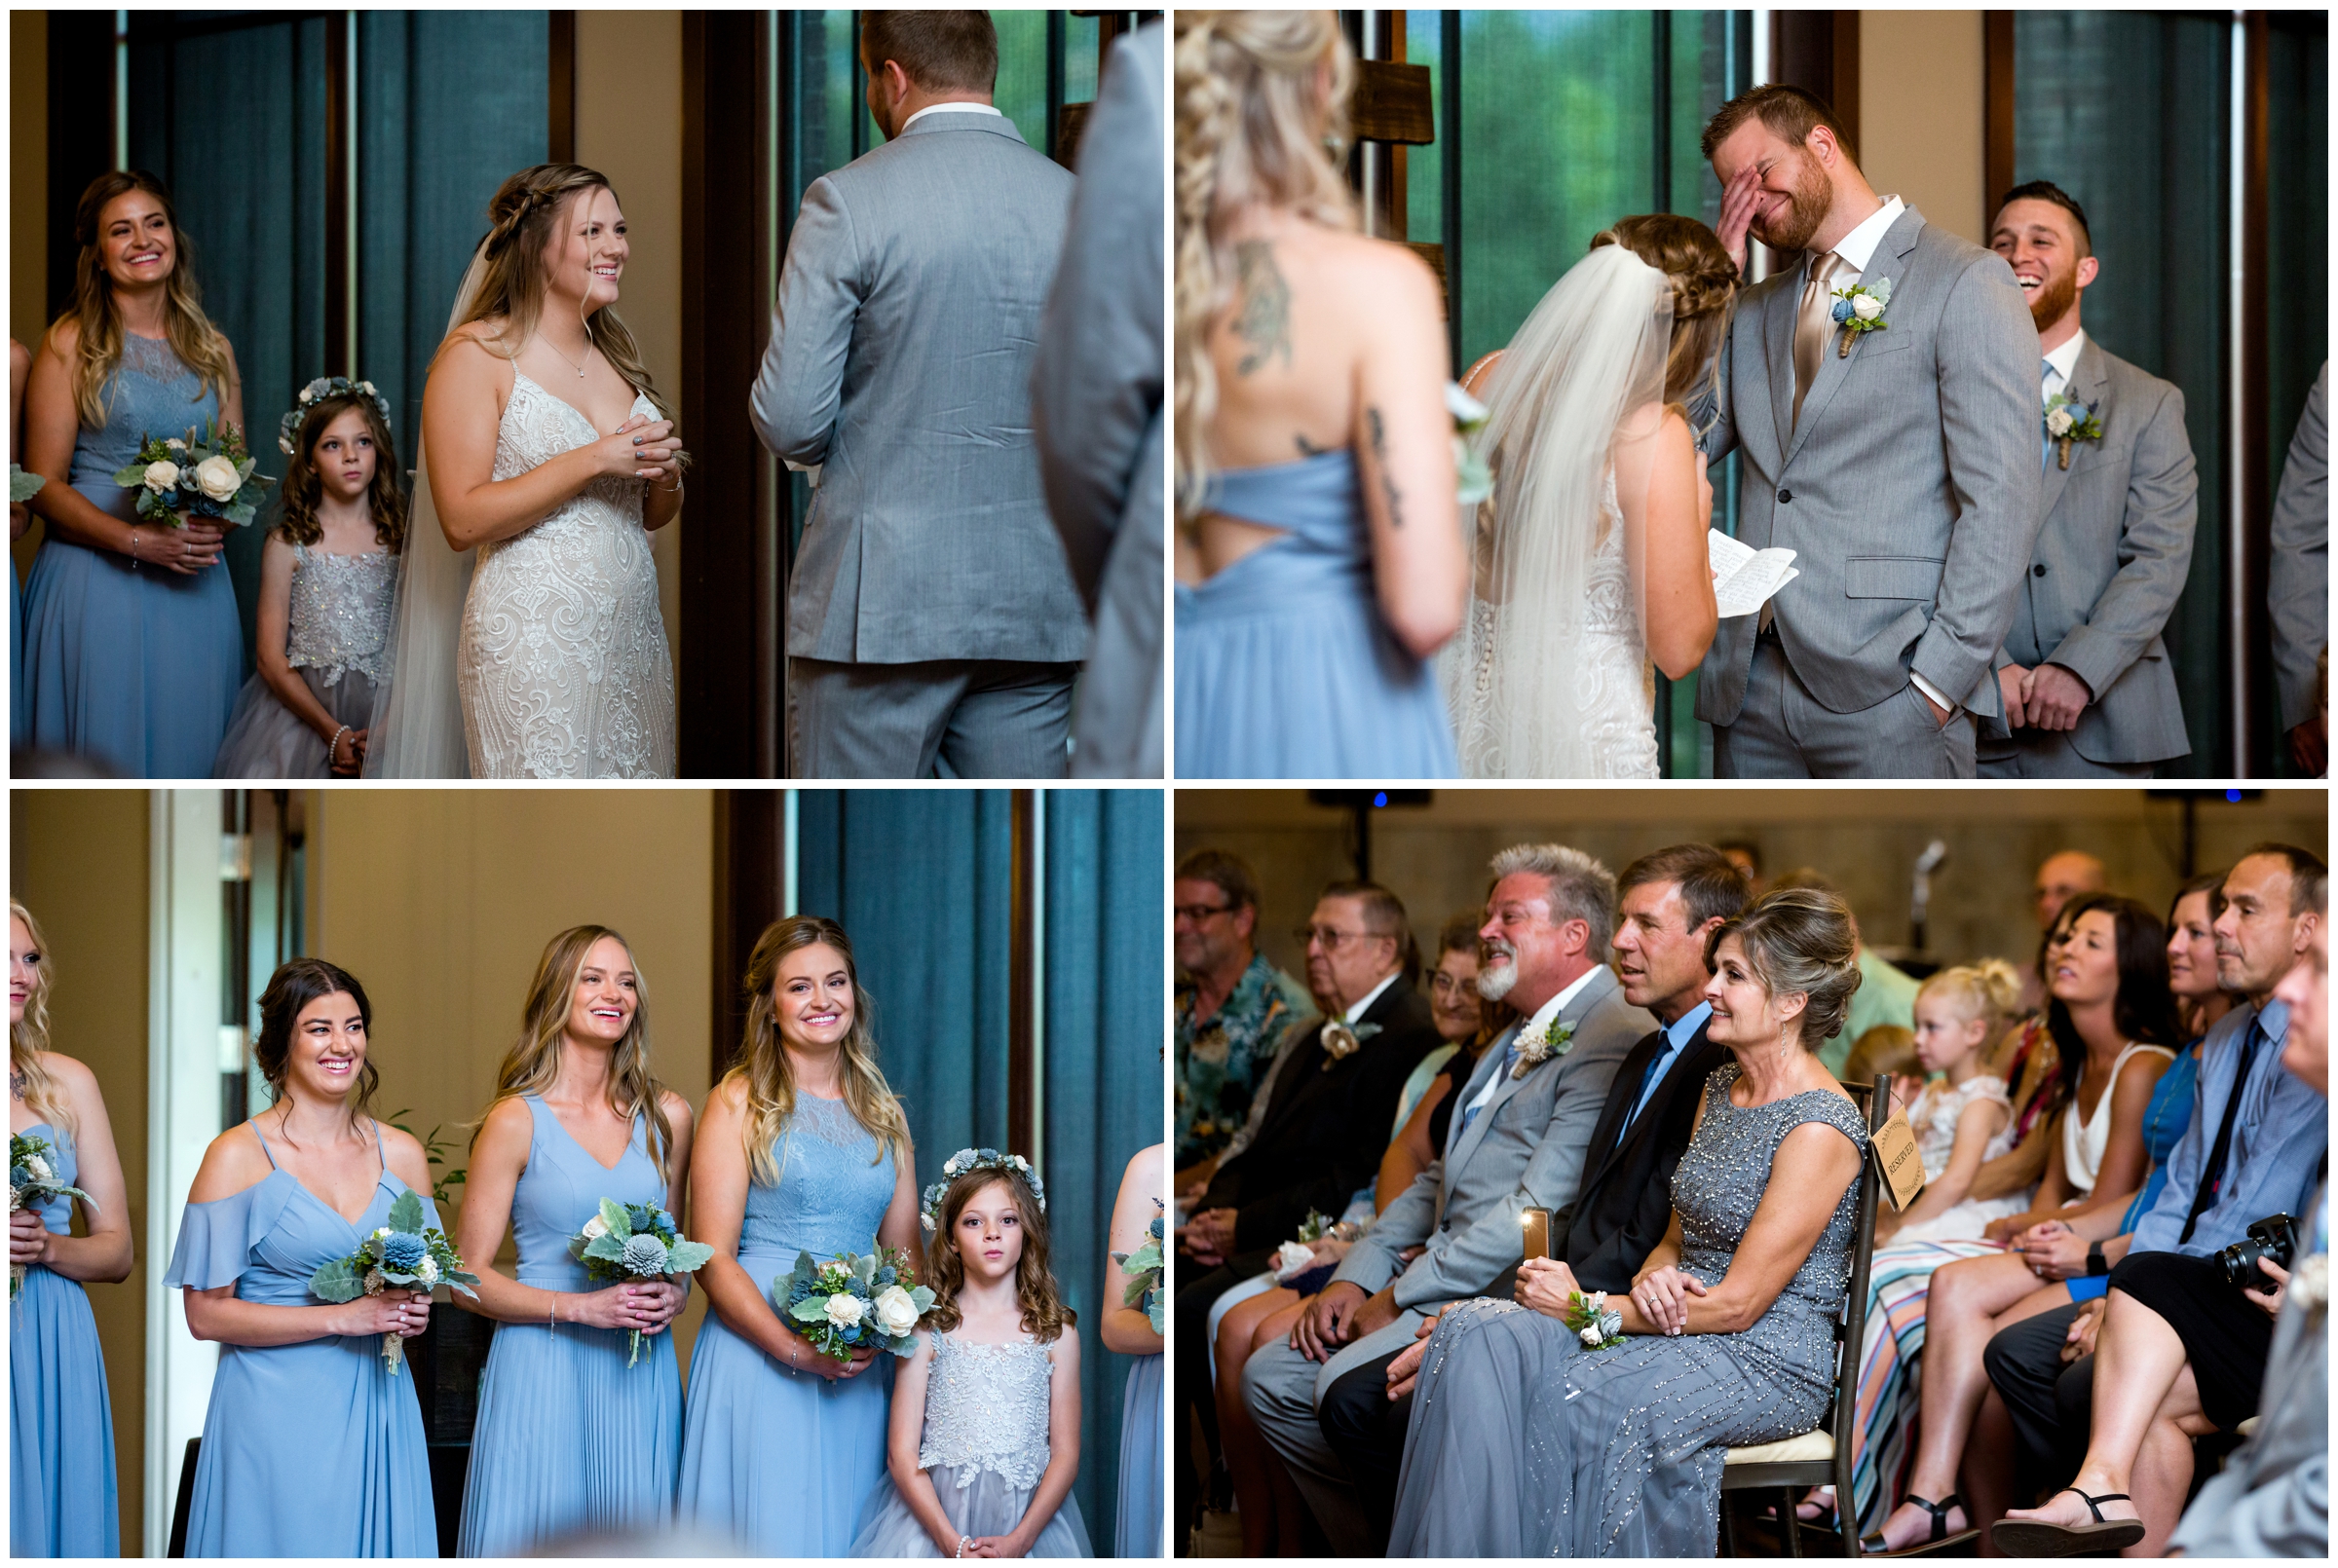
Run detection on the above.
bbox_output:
[873,1285,921,1336]
[143,460,181,493]
[416,1254,440,1286]
[165,437,187,451]
[194,454,242,503]
[374,1227,394,1240]
[581,1213,609,1242]
[1851,293,1885,321]
[26,1154,52,1182]
[1579,1325,1603,1347]
[2046,407,2075,437]
[823,1292,866,1328]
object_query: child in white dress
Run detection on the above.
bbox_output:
[850,1152,1090,1557]
[1877,959,2031,1245]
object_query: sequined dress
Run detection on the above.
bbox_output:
[848,1332,1093,1556]
[1388,1065,1867,1556]
[213,542,397,777]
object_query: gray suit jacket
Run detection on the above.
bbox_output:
[1033,26,1164,776]
[1328,965,1649,1313]
[752,109,1089,665]
[2269,361,2328,729]
[1697,205,2044,724]
[1990,339,2196,765]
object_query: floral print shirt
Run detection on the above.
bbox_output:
[1176,954,1312,1167]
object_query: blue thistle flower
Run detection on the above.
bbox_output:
[380,1232,427,1271]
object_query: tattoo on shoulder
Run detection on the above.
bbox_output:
[1366,407,1405,530]
[1230,242,1294,378]
[1295,433,1330,458]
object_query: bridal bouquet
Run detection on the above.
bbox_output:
[10,1133,94,1299]
[568,1198,714,1366]
[779,1245,933,1362]
[309,1189,478,1373]
[1114,1200,1166,1333]
[111,420,271,527]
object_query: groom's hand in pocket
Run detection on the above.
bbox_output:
[1918,688,1954,729]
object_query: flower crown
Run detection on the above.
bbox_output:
[920,1147,1044,1232]
[278,377,393,458]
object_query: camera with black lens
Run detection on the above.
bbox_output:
[2218,1213,2299,1294]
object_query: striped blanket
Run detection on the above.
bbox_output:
[1849,1237,2009,1532]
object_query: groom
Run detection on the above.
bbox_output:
[752,11,1089,778]
[1695,86,2042,777]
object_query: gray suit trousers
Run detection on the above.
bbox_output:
[1240,1311,1426,1557]
[789,657,1075,778]
[1979,728,2156,779]
[1716,637,1978,778]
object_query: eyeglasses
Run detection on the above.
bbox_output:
[1173,902,1235,923]
[1426,971,1478,998]
[1296,925,1381,952]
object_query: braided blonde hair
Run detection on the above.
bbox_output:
[1589,214,1740,418]
[1173,11,1356,516]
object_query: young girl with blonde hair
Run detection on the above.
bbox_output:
[1876,958,2029,1245]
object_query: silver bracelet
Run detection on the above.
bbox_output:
[956,1535,974,1558]
[328,724,353,761]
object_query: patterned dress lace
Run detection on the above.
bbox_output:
[918,1336,1055,1489]
[286,545,397,686]
[458,370,676,778]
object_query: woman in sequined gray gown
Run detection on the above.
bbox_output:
[1388,888,1871,1557]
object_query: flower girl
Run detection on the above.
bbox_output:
[212,378,402,777]
[850,1150,1091,1557]
[1875,959,2029,1245]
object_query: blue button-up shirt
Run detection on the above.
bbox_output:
[1619,1001,1713,1139]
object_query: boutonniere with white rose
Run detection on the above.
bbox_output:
[1511,1019,1576,1079]
[112,420,272,527]
[1829,277,1892,356]
[1561,1288,1626,1350]
[1318,1018,1383,1070]
[2043,392,2104,470]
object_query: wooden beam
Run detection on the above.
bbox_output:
[712,790,783,1082]
[1350,59,1435,145]
[1982,12,2015,211]
[548,12,576,165]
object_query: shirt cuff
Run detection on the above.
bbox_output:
[1909,670,1957,717]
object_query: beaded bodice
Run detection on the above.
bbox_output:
[285,544,397,684]
[916,1333,1056,1489]
[737,1094,897,1264]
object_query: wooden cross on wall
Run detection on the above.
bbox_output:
[1342,14,1444,301]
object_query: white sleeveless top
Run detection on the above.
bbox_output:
[2061,1041,2174,1195]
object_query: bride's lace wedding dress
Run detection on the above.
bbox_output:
[457,371,677,778]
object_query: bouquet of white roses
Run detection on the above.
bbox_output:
[111,420,271,527]
[10,1133,94,1300]
[1114,1199,1166,1334]
[309,1189,478,1373]
[568,1197,715,1366]
[779,1245,933,1363]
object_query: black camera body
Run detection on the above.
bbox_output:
[2218,1213,2300,1294]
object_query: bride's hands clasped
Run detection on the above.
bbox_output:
[591,413,684,485]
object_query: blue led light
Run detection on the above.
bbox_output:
[1373,791,1388,807]
[2226,789,2243,803]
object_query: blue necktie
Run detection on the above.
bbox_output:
[2041,358,2056,471]
[1615,1038,1673,1140]
[1456,1038,1519,1142]
[2179,1021,2266,1246]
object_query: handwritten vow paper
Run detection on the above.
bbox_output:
[1708,530,1799,619]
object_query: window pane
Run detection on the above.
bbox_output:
[1405,11,1443,245]
[993,9,1048,154]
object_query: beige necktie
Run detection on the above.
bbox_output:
[1792,250,1846,429]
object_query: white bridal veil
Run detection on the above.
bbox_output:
[1444,242,1677,778]
[364,243,490,779]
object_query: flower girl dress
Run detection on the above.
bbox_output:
[849,1331,1092,1556]
[213,541,397,777]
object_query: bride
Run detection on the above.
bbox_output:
[367,164,682,778]
[1446,215,1736,778]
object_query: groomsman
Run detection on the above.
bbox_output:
[2270,363,2328,775]
[1980,183,2198,778]
[752,12,1088,778]
[1696,86,2041,778]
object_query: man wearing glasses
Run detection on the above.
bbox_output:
[1174,850,1312,1185]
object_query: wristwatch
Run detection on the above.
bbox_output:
[2086,1241,2108,1277]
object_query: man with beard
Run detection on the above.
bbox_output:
[1695,86,2041,777]
[1980,183,2199,777]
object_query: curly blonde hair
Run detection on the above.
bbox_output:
[920,1165,1075,1343]
[9,901,73,1139]
[1917,957,2024,1040]
[1589,214,1740,416]
[1174,10,1355,516]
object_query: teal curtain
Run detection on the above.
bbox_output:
[2265,12,2328,772]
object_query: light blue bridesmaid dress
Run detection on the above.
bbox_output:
[162,1121,438,1556]
[676,1094,898,1554]
[19,333,243,776]
[1114,1351,1163,1557]
[457,1097,682,1555]
[7,1123,120,1557]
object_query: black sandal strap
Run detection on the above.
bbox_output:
[1906,1494,1964,1544]
[2064,1488,2132,1523]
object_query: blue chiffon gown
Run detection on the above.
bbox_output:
[19,333,243,776]
[162,1122,438,1556]
[1114,1353,1163,1556]
[8,1123,120,1557]
[676,1094,898,1554]
[1175,451,1459,778]
[457,1098,682,1555]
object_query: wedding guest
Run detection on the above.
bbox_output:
[1976,846,2325,1550]
[2017,849,2108,1014]
[164,959,438,1555]
[1175,849,1310,1180]
[1102,1142,1166,1557]
[8,902,132,1558]
[1877,961,2030,1246]
[676,916,922,1554]
[1385,887,1870,1554]
[2269,363,2328,775]
[1034,21,1164,779]
[1842,1022,1918,1092]
[1982,184,2197,779]
[754,11,1083,779]
[213,380,403,778]
[455,926,696,1555]
[1771,868,1919,1075]
[849,1154,1091,1555]
[20,170,245,777]
[1173,9,1466,778]
[1717,839,1765,896]
[1380,912,1505,1198]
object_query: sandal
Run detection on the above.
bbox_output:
[1989,1488,2147,1557]
[1861,1493,1969,1554]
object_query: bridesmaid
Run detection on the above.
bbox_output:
[677,916,921,1553]
[19,170,245,777]
[1104,1141,1166,1558]
[456,925,695,1555]
[8,901,132,1557]
[164,958,438,1556]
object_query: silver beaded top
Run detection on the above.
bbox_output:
[285,543,398,685]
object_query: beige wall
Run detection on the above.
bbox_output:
[1858,10,1986,245]
[11,788,151,1554]
[1176,788,2330,988]
[576,11,687,689]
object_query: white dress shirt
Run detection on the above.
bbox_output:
[902,100,1002,131]
[2042,328,2087,405]
[1343,970,1400,1026]
[1458,963,1602,1121]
